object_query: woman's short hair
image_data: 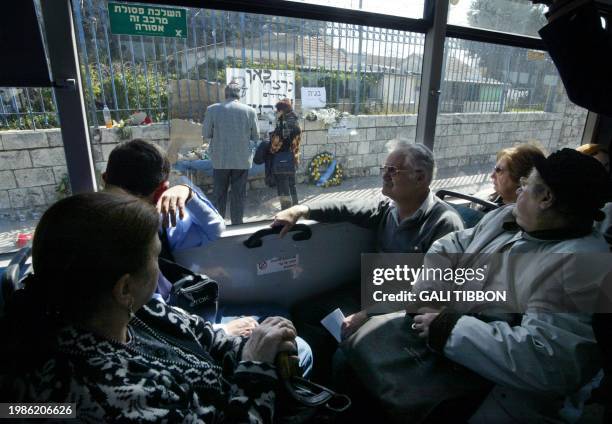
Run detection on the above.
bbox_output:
[30,192,160,319]
[576,143,609,156]
[496,144,546,184]
[275,98,293,113]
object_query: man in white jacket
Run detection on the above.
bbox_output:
[412,149,612,422]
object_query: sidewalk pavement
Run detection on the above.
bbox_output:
[0,170,493,254]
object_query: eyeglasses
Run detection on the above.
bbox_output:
[380,165,413,176]
[493,166,505,174]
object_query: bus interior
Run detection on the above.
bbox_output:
[1,1,612,422]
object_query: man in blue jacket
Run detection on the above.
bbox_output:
[103,139,312,374]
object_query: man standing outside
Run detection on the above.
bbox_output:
[203,82,259,225]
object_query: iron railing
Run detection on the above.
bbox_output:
[0,0,564,131]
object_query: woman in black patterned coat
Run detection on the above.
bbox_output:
[0,192,297,423]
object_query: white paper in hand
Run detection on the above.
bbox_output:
[320,308,345,343]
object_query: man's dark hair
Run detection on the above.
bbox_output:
[105,139,170,196]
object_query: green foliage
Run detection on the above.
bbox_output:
[55,173,71,197]
[116,121,133,140]
[0,87,59,131]
[1,64,170,131]
[467,0,547,37]
[0,113,59,131]
[464,0,555,112]
[87,63,171,124]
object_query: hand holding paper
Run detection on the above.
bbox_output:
[320,308,345,343]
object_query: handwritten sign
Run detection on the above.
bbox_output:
[226,68,295,115]
[301,87,326,109]
[108,2,187,38]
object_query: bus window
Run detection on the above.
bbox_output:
[279,0,425,20]
[0,87,71,255]
[67,1,428,226]
[433,38,588,200]
[448,0,548,38]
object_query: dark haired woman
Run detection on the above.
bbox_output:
[270,98,302,210]
[0,192,297,422]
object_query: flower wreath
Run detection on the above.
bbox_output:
[307,151,343,187]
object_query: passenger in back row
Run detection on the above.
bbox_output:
[273,142,464,381]
[409,148,612,422]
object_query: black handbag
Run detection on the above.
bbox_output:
[252,141,276,187]
[341,311,495,424]
[159,257,219,323]
[274,352,351,423]
[272,150,295,175]
[253,140,270,165]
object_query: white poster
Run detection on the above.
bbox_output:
[301,87,326,109]
[226,68,295,115]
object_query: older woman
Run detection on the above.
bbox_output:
[489,143,545,204]
[0,192,296,422]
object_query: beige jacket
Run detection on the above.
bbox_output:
[416,205,611,423]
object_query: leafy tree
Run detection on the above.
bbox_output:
[460,0,555,111]
[467,0,547,38]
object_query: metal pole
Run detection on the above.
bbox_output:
[40,0,96,193]
[354,0,363,114]
[415,0,449,150]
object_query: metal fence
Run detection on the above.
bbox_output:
[0,0,565,131]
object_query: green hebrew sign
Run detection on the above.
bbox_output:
[108,2,187,38]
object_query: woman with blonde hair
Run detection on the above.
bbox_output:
[490,143,546,204]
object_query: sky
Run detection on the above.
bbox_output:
[286,0,473,25]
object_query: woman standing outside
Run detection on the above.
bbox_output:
[270,99,301,210]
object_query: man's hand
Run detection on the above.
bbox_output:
[157,185,191,228]
[412,312,440,339]
[271,204,309,238]
[224,316,258,337]
[341,310,369,340]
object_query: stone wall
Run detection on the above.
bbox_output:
[0,124,169,217]
[0,99,587,216]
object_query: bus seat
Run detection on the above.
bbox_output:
[450,204,485,229]
[0,247,31,316]
[436,189,499,229]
